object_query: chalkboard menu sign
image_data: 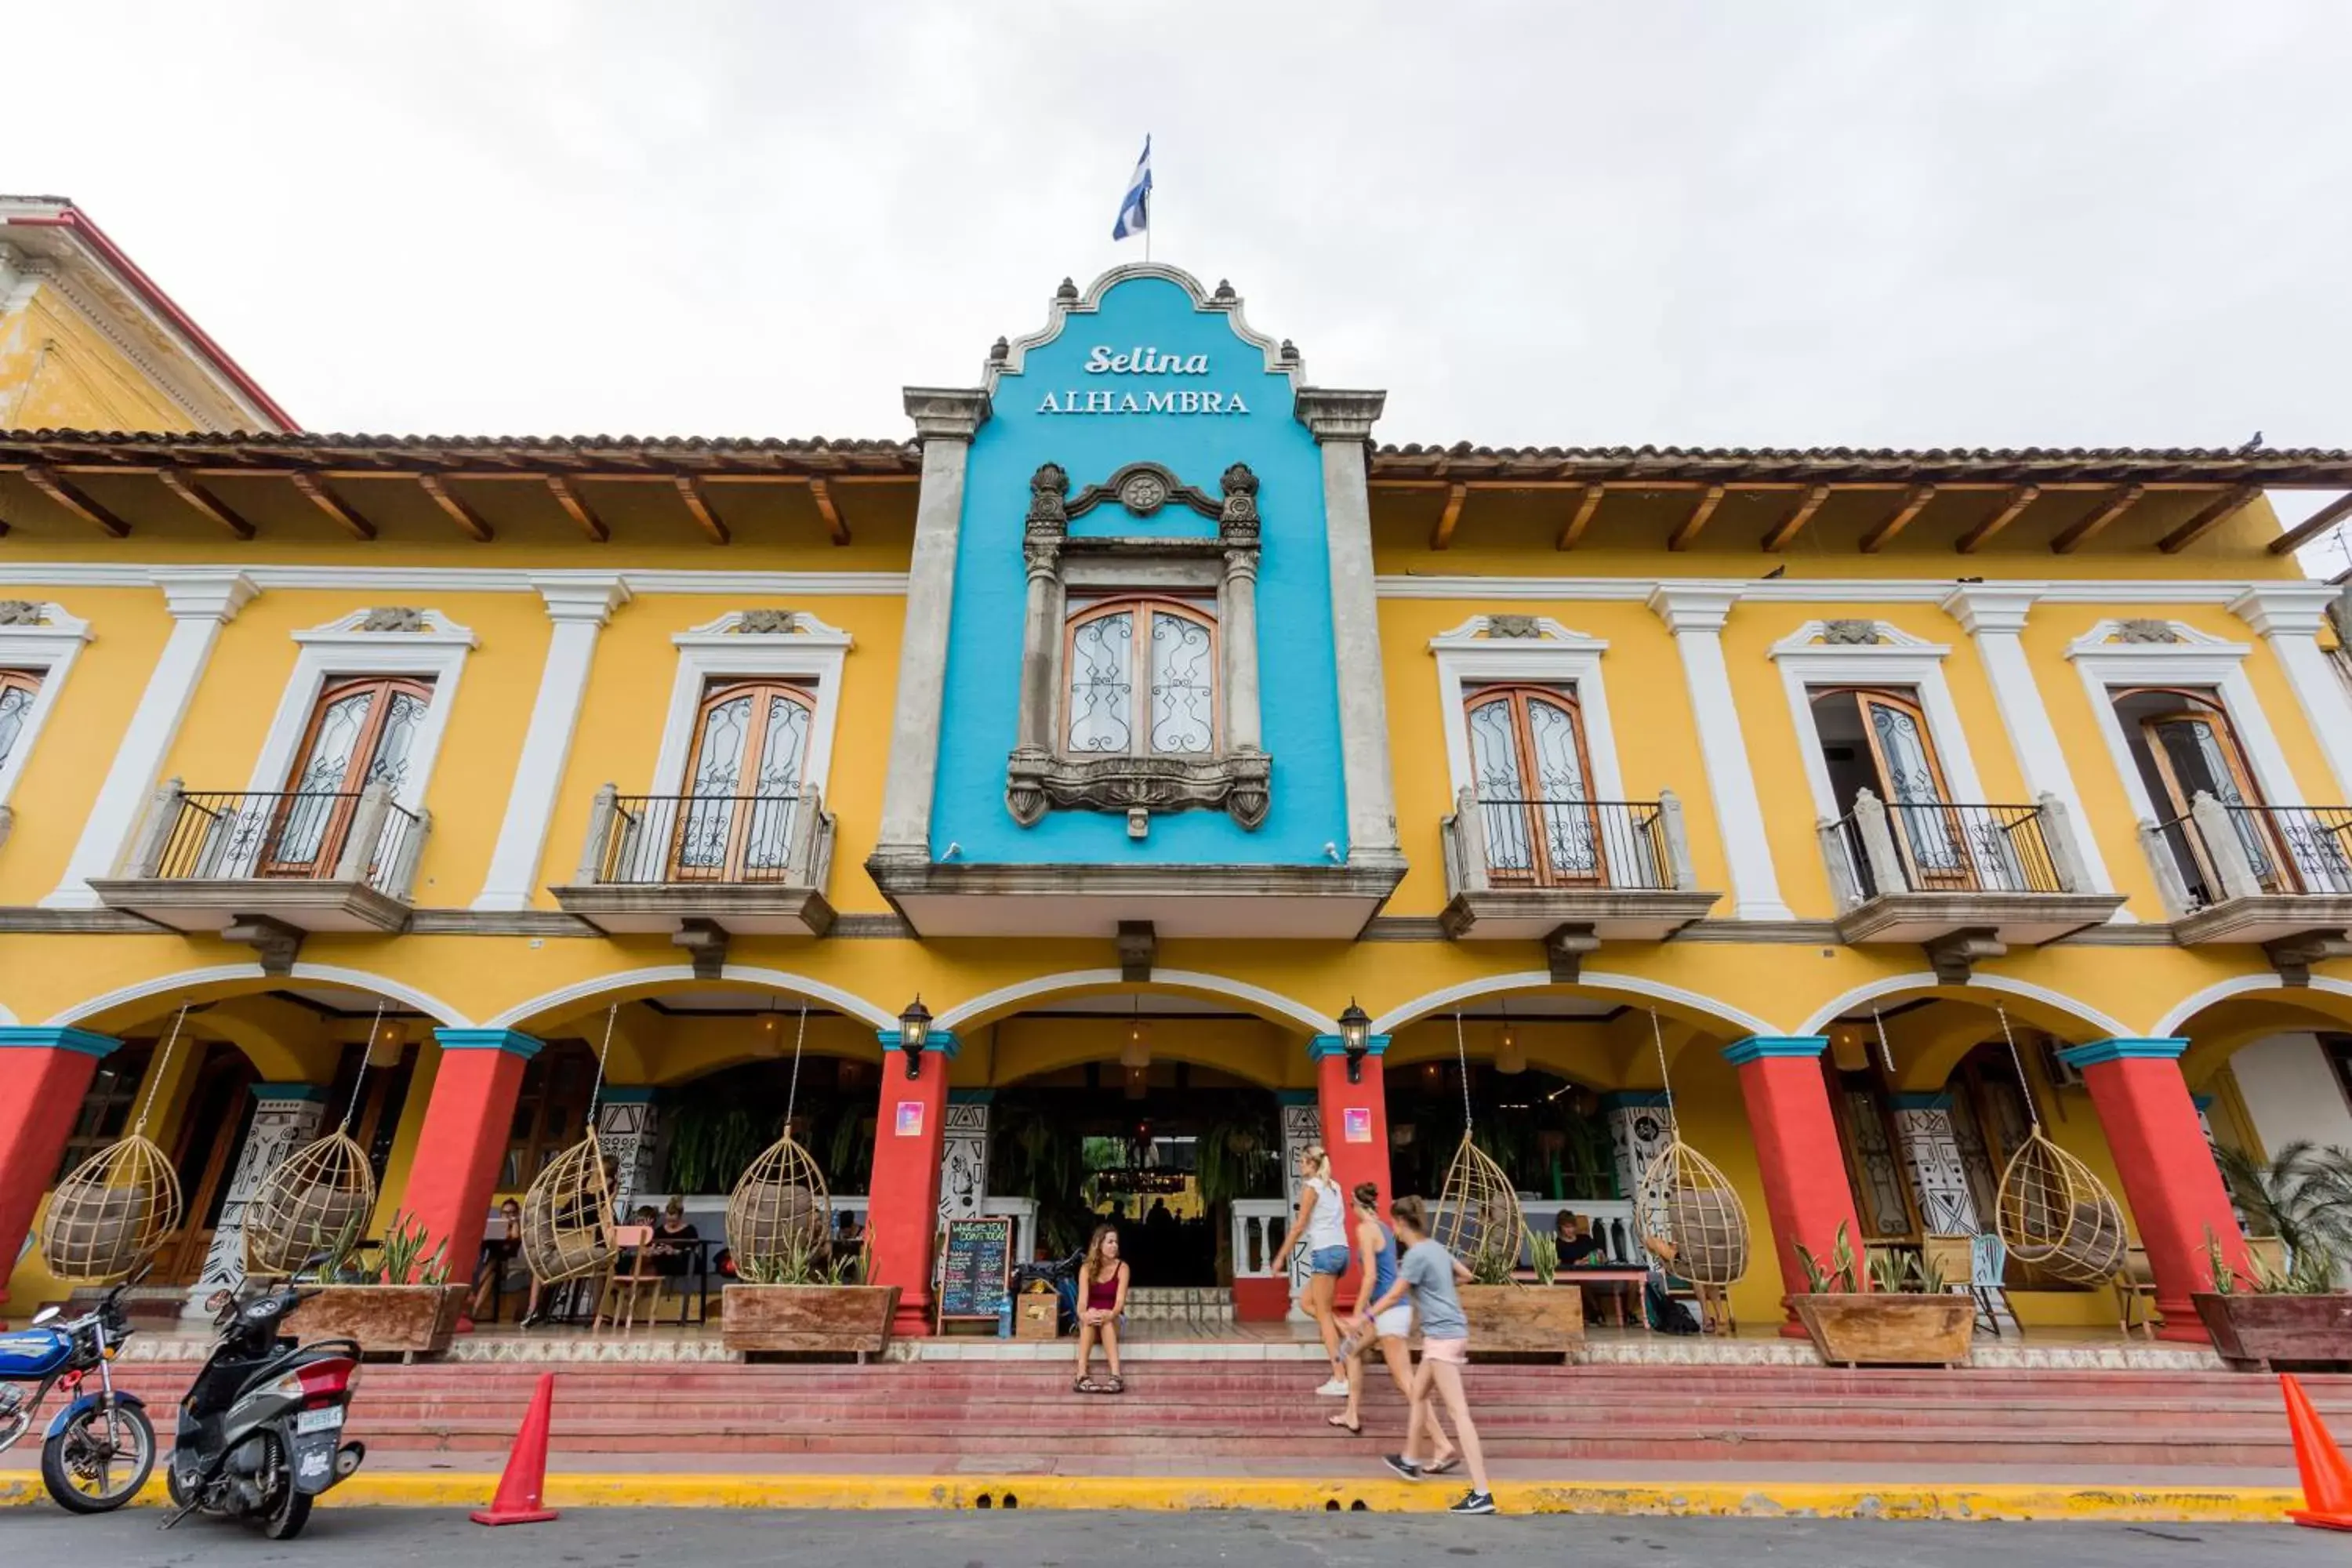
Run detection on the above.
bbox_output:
[937,1215,1013,1327]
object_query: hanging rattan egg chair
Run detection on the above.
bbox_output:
[727,1131,830,1272]
[1635,1138,1751,1287]
[522,1137,614,1284]
[42,1135,182,1283]
[243,1129,378,1279]
[1996,1127,2127,1284]
[1432,1131,1525,1278]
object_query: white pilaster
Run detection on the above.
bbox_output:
[1940,586,2122,900]
[1646,586,1792,919]
[472,576,630,910]
[1299,389,1403,862]
[2229,585,2352,801]
[875,388,989,858]
[45,571,256,907]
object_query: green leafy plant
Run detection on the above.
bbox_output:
[735,1231,864,1286]
[1468,1245,1519,1286]
[663,1098,767,1194]
[2205,1224,2339,1297]
[2205,1227,2240,1295]
[1795,1221,1860,1294]
[373,1209,448,1286]
[302,1212,368,1284]
[1528,1231,1559,1287]
[2214,1142,2352,1287]
[1862,1245,1944,1294]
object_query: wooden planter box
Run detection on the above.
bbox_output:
[1791,1293,1975,1368]
[721,1283,901,1358]
[1457,1284,1587,1362]
[284,1283,466,1362]
[2193,1293,2352,1372]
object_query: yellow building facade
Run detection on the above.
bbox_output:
[4,201,2351,1345]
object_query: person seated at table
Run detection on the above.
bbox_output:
[650,1197,699,1281]
[470,1198,528,1320]
[1555,1210,1605,1267]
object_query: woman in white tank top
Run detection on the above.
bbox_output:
[1290,1144,1351,1396]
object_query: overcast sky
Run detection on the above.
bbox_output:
[16,4,2352,561]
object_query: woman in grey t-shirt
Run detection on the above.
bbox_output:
[1349,1196,1494,1515]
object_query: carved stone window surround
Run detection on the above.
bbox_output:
[648,611,851,800]
[0,600,93,818]
[1769,619,1988,824]
[1007,461,1270,829]
[245,609,478,814]
[2063,617,2303,823]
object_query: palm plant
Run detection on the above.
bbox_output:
[2214,1142,2352,1281]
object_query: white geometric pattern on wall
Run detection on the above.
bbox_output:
[185,1090,328,1317]
[596,1097,660,1210]
[940,1099,991,1225]
[1891,1098,1980,1236]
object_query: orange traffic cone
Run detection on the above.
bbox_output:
[2283,1374,2352,1532]
[470,1371,559,1526]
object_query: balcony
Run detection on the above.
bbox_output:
[1439,789,1720,968]
[2140,795,2352,975]
[1820,789,2124,977]
[550,786,837,960]
[89,781,429,949]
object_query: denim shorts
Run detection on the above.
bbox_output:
[1308,1244,1350,1277]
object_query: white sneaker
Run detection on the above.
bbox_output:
[1315,1377,1350,1396]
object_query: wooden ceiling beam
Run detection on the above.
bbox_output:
[1665,485,1726,552]
[1858,484,1937,554]
[1554,485,1606,550]
[808,477,850,546]
[2267,491,2352,557]
[1761,485,1831,552]
[24,465,130,538]
[417,474,494,543]
[2049,484,2147,554]
[1955,485,2041,554]
[2156,484,2262,554]
[1429,483,1468,550]
[673,475,731,545]
[157,468,255,539]
[287,472,376,540]
[543,474,608,543]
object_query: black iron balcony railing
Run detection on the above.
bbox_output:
[2153,801,2352,908]
[140,786,425,897]
[1475,797,1676,891]
[1827,796,2068,902]
[593,793,813,886]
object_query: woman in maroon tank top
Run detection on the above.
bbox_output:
[1074,1224,1130,1394]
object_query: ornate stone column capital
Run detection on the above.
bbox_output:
[1293,387,1386,443]
[902,386,993,442]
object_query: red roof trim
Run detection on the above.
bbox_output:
[6,206,297,431]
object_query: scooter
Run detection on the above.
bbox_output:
[0,1278,155,1513]
[162,1279,366,1541]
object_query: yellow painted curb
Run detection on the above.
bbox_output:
[0,1470,2308,1521]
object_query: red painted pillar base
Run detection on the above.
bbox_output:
[867,1029,953,1337]
[403,1030,540,1294]
[1312,1035,1392,1314]
[1726,1036,1867,1338]
[0,1029,119,1310]
[2061,1037,2248,1344]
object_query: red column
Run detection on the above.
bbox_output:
[1312,1035,1392,1312]
[401,1029,539,1293]
[2061,1037,2248,1343]
[0,1029,118,1310]
[866,1028,954,1336]
[1725,1035,1867,1336]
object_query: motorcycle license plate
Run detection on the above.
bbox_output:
[294,1406,343,1435]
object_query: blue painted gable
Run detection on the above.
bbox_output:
[931,270,1346,866]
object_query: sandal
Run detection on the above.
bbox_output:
[1104,1375,1125,1394]
[1327,1414,1361,1435]
[1425,1453,1461,1475]
[1074,1377,1098,1394]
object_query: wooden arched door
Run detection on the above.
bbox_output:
[1465,684,1606,886]
[2125,688,2297,893]
[673,680,815,881]
[266,675,434,877]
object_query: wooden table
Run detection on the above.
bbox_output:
[1560,1266,1651,1327]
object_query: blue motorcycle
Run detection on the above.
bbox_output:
[0,1279,156,1512]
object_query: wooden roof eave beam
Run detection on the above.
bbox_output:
[1858,485,1937,554]
[808,476,850,546]
[287,472,376,540]
[1429,483,1468,550]
[1555,484,1606,550]
[2157,484,2262,554]
[23,464,130,539]
[2267,490,2352,557]
[157,468,256,539]
[417,474,494,543]
[1955,485,2041,554]
[1665,485,1726,552]
[673,475,731,545]
[1761,485,1831,552]
[2049,485,2147,554]
[543,474,609,543]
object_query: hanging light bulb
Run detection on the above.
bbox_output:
[1123,1062,1149,1101]
[1121,996,1152,1069]
[1494,1022,1526,1076]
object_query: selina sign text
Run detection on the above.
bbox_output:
[1034,346,1252,416]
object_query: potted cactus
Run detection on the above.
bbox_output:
[281,1210,466,1361]
[720,1232,898,1358]
[1454,1231,1586,1361]
[1788,1223,1975,1368]
[2191,1143,2352,1371]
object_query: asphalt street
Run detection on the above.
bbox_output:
[0,1509,2343,1566]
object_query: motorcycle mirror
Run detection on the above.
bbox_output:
[31,1305,60,1326]
[205,1288,232,1313]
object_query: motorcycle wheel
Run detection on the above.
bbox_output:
[260,1476,312,1541]
[39,1401,156,1514]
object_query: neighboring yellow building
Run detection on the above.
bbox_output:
[2,205,2350,1348]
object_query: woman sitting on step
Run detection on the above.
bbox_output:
[1073,1224,1131,1395]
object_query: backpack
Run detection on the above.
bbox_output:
[1643,1272,1701,1335]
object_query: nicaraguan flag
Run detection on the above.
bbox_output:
[1112,136,1152,241]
